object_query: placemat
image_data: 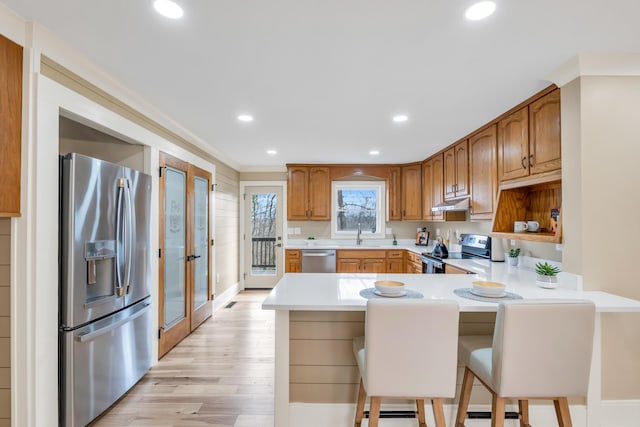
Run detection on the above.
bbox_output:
[359,288,424,300]
[454,288,522,303]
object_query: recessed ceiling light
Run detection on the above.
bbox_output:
[392,114,409,123]
[369,150,380,156]
[465,1,496,21]
[153,0,184,19]
[237,114,254,122]
[266,150,277,155]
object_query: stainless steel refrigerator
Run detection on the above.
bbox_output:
[59,153,152,427]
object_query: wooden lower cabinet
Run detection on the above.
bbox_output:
[285,249,302,273]
[336,250,387,273]
[445,264,472,274]
[386,250,404,273]
[405,251,423,274]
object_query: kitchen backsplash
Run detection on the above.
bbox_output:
[287,219,561,262]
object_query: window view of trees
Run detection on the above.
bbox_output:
[336,189,377,232]
[251,193,277,274]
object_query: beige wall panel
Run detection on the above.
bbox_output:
[0,267,7,287]
[290,340,356,366]
[290,311,364,322]
[0,389,8,418]
[290,383,358,403]
[290,321,364,340]
[0,420,8,427]
[214,169,240,294]
[0,338,8,367]
[0,237,8,265]
[578,76,640,399]
[290,365,359,385]
[0,289,8,317]
[0,220,8,234]
[459,323,495,336]
[0,368,8,388]
[0,319,8,338]
[59,137,145,171]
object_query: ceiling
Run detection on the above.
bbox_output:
[3,0,640,171]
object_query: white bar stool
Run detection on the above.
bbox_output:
[353,299,460,427]
[455,300,596,427]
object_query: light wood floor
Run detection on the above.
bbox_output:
[93,290,274,427]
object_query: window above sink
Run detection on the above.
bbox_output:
[331,181,386,240]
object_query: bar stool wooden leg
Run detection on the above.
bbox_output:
[518,399,530,427]
[553,397,573,427]
[491,395,505,427]
[416,399,427,427]
[455,367,475,427]
[432,398,446,427]
[354,379,366,427]
[369,397,381,427]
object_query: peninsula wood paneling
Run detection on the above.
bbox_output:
[0,219,10,424]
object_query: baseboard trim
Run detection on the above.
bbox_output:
[212,282,241,314]
[289,401,596,427]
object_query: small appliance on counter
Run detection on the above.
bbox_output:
[432,236,449,258]
[421,233,493,274]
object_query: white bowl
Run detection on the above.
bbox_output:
[472,281,506,297]
[374,280,405,295]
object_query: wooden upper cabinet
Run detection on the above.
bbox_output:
[422,156,444,221]
[529,89,561,176]
[443,140,469,200]
[0,35,23,217]
[401,163,422,220]
[469,125,498,220]
[498,89,561,184]
[286,166,330,220]
[498,106,529,182]
[308,167,331,220]
[388,166,402,221]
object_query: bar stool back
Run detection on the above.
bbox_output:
[455,299,596,427]
[353,299,460,427]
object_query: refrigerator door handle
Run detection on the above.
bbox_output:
[115,179,126,296]
[124,179,135,294]
[74,302,151,343]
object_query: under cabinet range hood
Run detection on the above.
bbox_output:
[431,197,470,212]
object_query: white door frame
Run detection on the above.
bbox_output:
[239,181,287,289]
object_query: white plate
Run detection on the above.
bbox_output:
[373,289,407,298]
[470,288,506,298]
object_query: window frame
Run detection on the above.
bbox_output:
[330,180,386,240]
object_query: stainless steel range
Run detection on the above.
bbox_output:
[421,234,492,274]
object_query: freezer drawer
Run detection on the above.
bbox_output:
[60,299,152,427]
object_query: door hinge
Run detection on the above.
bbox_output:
[243,193,246,200]
[211,183,216,191]
[243,272,247,280]
[158,248,162,258]
[159,166,166,177]
[158,328,162,339]
[211,238,215,246]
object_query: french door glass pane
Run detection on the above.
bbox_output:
[251,192,277,276]
[164,167,187,327]
[193,176,209,309]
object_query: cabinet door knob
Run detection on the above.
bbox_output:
[521,156,527,169]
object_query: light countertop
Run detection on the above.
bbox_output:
[262,269,640,313]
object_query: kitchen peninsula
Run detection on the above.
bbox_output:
[262,269,640,427]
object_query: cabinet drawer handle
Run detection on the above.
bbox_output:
[529,154,534,167]
[521,156,527,169]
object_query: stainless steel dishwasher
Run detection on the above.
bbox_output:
[301,249,336,273]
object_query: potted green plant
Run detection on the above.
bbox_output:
[535,261,561,288]
[507,248,520,266]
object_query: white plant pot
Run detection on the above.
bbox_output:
[536,274,559,289]
[507,257,518,266]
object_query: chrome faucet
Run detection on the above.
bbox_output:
[356,223,362,246]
